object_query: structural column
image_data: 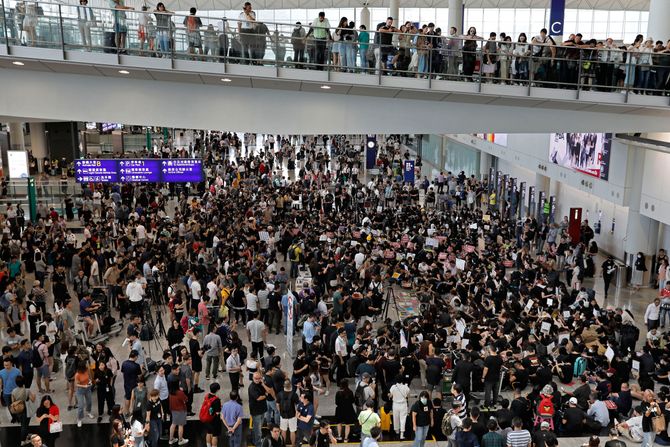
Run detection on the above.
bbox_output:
[448,0,463,33]
[389,0,399,22]
[8,122,25,151]
[625,146,659,285]
[28,123,48,173]
[535,172,550,194]
[359,6,370,30]
[648,0,670,43]
[479,151,491,180]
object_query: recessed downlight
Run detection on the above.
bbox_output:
[12,61,25,66]
[320,85,331,90]
[221,78,232,82]
[118,70,130,75]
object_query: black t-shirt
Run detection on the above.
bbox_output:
[148,399,162,420]
[534,430,559,447]
[483,355,503,381]
[248,382,268,416]
[562,407,585,432]
[379,26,393,46]
[411,400,433,427]
[309,431,332,447]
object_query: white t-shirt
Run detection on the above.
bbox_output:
[207,281,218,301]
[136,224,147,240]
[389,382,410,404]
[246,292,258,312]
[190,280,202,301]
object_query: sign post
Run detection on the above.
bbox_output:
[286,291,294,358]
[27,177,37,223]
[549,0,565,37]
[403,160,415,184]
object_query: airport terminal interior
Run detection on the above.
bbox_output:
[3,0,670,446]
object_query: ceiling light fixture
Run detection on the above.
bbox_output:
[320,85,331,90]
[221,78,232,82]
[12,61,25,66]
[118,69,130,74]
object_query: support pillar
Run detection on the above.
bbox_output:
[625,147,659,286]
[535,172,550,193]
[359,6,370,30]
[448,0,463,34]
[648,0,670,43]
[549,178,560,198]
[8,122,25,151]
[28,123,48,173]
[479,151,491,181]
[389,0,399,22]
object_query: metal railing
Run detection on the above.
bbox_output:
[2,1,670,100]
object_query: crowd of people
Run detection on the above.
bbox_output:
[0,130,666,447]
[3,1,670,93]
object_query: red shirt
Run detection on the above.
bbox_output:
[169,390,188,412]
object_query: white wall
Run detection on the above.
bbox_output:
[640,149,670,226]
[495,155,630,259]
[447,133,631,207]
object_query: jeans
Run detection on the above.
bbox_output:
[413,425,430,447]
[147,419,162,447]
[359,50,368,69]
[484,379,499,407]
[76,386,92,420]
[265,399,280,425]
[156,30,169,54]
[661,308,670,328]
[642,431,656,447]
[637,69,651,90]
[268,309,281,334]
[251,413,264,446]
[229,372,240,391]
[227,425,243,447]
[205,355,219,378]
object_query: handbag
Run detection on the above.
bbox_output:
[654,413,666,434]
[9,399,25,415]
[50,421,63,433]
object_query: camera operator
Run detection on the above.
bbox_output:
[126,271,147,317]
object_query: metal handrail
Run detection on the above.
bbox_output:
[2,0,670,98]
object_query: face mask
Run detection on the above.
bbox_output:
[420,398,428,405]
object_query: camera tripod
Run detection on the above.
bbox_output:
[382,285,402,321]
[142,299,167,355]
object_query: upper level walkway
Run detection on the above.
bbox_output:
[1,2,670,133]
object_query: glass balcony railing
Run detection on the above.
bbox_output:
[2,1,670,100]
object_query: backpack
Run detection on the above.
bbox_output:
[573,356,587,377]
[32,343,44,368]
[354,383,368,408]
[441,411,457,437]
[289,244,298,260]
[537,394,555,418]
[199,393,220,423]
[65,357,77,380]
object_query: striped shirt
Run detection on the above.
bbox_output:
[454,393,467,418]
[506,429,532,447]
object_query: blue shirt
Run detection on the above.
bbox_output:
[79,298,92,317]
[303,320,317,343]
[221,399,243,427]
[296,401,314,431]
[0,367,21,395]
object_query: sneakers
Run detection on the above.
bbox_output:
[88,413,95,419]
[205,376,211,380]
[178,439,189,445]
[324,390,330,396]
[77,420,82,427]
[169,439,178,445]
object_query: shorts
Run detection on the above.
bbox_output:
[280,416,297,432]
[331,42,341,54]
[114,22,128,34]
[124,388,133,401]
[171,410,187,426]
[205,417,222,435]
[36,364,50,378]
[138,27,146,40]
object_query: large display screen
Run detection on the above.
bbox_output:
[75,159,203,183]
[549,133,612,181]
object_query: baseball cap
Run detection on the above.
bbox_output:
[540,421,550,428]
[569,397,578,405]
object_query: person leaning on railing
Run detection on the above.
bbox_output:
[238,1,257,63]
[305,12,332,70]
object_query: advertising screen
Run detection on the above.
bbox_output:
[549,133,612,181]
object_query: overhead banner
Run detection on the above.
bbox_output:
[366,135,377,169]
[549,0,565,36]
[75,159,204,183]
[403,160,415,184]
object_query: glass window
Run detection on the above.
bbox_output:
[498,9,515,27]
[515,8,531,27]
[624,10,640,22]
[609,10,624,22]
[592,21,608,38]
[435,9,449,30]
[468,8,484,23]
